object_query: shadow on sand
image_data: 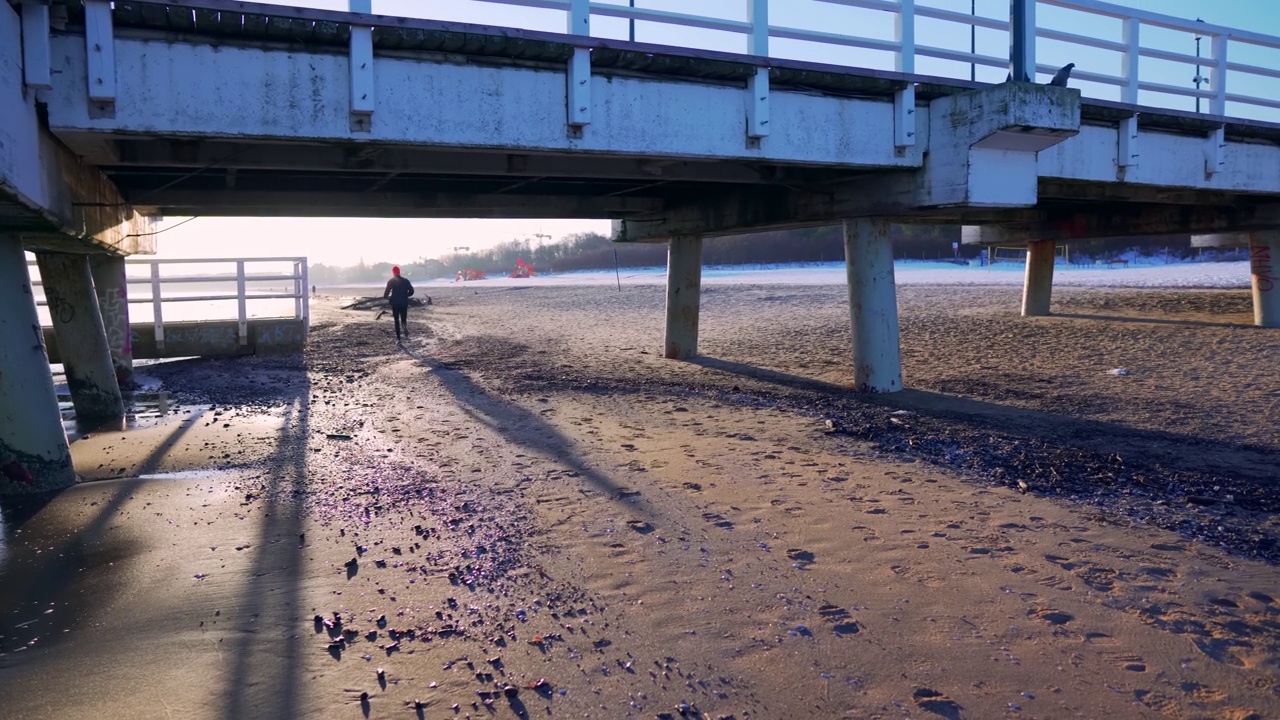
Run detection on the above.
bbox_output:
[687,354,1279,484]
[400,345,661,518]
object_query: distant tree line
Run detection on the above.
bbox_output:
[308,227,1221,283]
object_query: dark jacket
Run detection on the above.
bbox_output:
[383,276,414,307]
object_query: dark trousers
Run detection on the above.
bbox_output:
[391,304,408,338]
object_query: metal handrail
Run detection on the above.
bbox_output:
[446,0,1279,119]
[30,257,309,350]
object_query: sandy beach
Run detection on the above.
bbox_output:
[1,281,1278,720]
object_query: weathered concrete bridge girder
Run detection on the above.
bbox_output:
[2,1,150,250]
[37,0,1280,231]
[918,82,1078,208]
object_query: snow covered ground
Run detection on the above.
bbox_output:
[419,260,1254,289]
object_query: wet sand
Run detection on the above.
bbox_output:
[2,283,1278,720]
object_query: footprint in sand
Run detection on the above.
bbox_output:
[1030,607,1075,626]
[626,519,655,534]
[1103,651,1147,672]
[912,688,963,719]
[817,603,861,635]
[786,548,815,566]
[1246,591,1276,606]
[701,512,734,530]
[1141,565,1178,580]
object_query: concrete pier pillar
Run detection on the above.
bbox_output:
[843,218,902,393]
[89,255,135,387]
[664,235,703,359]
[35,252,125,427]
[1251,231,1280,328]
[0,237,76,492]
[1021,240,1056,317]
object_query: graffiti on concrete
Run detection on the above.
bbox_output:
[97,273,132,357]
[256,322,305,346]
[1251,242,1275,292]
[46,292,76,324]
[164,324,238,348]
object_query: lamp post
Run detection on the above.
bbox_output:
[1193,18,1205,113]
[970,0,976,82]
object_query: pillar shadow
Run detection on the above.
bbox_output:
[0,409,207,661]
[218,376,311,720]
[687,354,1279,485]
[1049,312,1254,329]
[399,345,658,515]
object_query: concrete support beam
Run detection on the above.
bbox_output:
[1190,232,1249,248]
[922,82,1078,207]
[1022,240,1057,317]
[664,236,702,360]
[1250,231,1279,328]
[89,254,134,387]
[132,190,661,219]
[0,236,75,493]
[2,0,153,252]
[843,219,902,393]
[35,252,125,427]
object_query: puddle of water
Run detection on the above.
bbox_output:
[59,389,182,442]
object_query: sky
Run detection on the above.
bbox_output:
[145,0,1280,265]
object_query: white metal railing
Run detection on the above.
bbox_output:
[31,257,309,352]
[415,0,1280,121]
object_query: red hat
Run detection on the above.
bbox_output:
[392,266,400,275]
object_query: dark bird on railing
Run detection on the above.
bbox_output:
[1048,63,1075,87]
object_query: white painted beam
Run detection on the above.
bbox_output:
[84,0,115,103]
[567,0,591,128]
[20,1,52,90]
[44,36,923,169]
[894,0,916,148]
[746,0,769,139]
[349,0,374,126]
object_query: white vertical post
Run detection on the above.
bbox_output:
[236,261,248,346]
[20,2,53,90]
[150,261,165,352]
[1117,18,1140,175]
[349,0,375,124]
[746,0,770,139]
[1008,0,1035,82]
[894,0,916,148]
[567,0,591,128]
[293,260,302,322]
[84,0,116,103]
[1209,32,1228,116]
[300,259,311,333]
[843,219,902,393]
[1203,32,1228,175]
